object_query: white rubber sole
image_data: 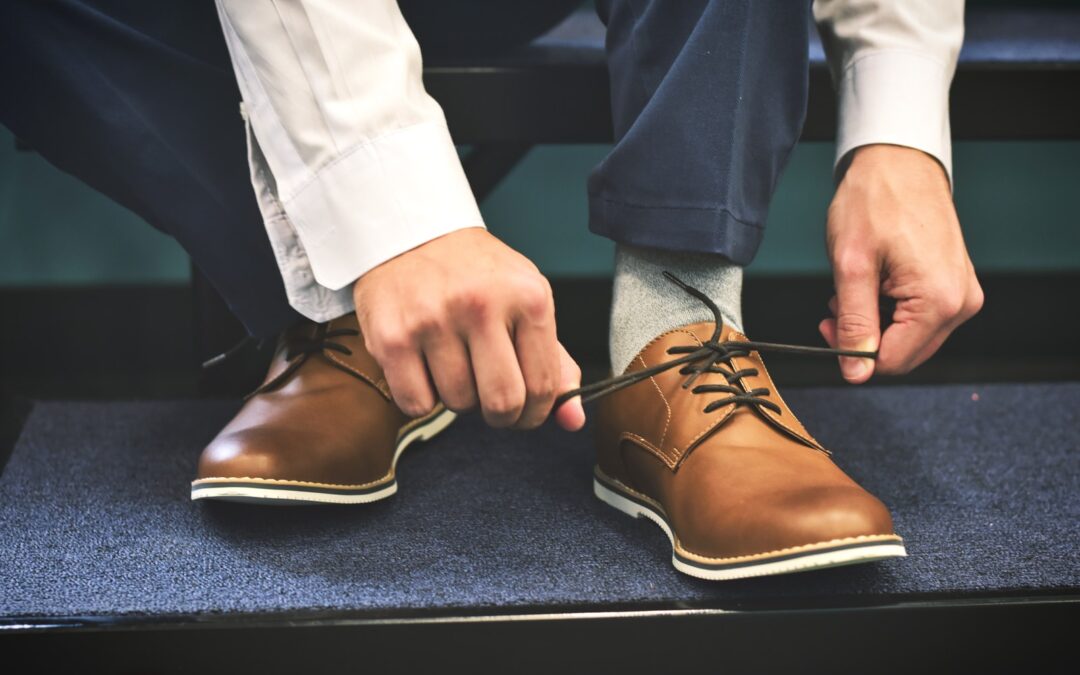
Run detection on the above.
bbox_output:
[190,407,457,505]
[594,471,906,581]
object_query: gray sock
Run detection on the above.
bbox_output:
[609,244,744,374]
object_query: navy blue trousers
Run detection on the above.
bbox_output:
[590,0,810,265]
[1,1,808,337]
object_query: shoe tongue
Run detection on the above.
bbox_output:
[672,320,743,346]
[627,319,745,387]
[260,313,390,399]
[326,312,360,332]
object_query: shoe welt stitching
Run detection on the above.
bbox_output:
[374,376,392,398]
[194,408,449,491]
[324,350,391,401]
[621,431,678,470]
[628,325,702,375]
[636,353,673,456]
[598,468,669,515]
[676,533,904,565]
[599,469,901,564]
[192,474,393,490]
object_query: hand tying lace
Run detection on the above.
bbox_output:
[553,272,876,416]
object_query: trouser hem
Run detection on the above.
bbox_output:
[588,196,763,267]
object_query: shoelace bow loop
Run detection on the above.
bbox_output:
[553,271,877,417]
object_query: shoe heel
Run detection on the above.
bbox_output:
[594,474,679,554]
[594,477,647,520]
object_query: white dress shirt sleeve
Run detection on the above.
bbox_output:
[814,0,965,184]
[215,0,485,322]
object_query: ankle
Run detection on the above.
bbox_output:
[608,244,743,374]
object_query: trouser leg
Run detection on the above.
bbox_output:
[400,0,582,58]
[0,0,298,337]
[0,0,580,337]
[589,0,811,266]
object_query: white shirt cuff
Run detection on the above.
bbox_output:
[282,120,486,291]
[834,50,954,186]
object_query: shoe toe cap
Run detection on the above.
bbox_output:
[195,428,296,481]
[678,483,897,560]
[779,484,897,544]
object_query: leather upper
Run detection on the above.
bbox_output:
[595,321,897,561]
[196,314,410,488]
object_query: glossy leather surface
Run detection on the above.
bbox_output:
[595,321,898,561]
[196,314,411,489]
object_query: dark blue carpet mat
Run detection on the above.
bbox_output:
[2,383,1078,619]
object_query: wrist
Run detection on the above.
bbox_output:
[845,144,950,188]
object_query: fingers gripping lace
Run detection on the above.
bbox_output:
[553,272,877,416]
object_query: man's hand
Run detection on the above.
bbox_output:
[820,144,984,383]
[353,228,586,431]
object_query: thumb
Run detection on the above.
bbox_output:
[830,256,881,384]
[553,341,585,432]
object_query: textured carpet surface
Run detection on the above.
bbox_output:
[1,383,1078,618]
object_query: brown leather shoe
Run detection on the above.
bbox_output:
[566,274,905,580]
[191,314,455,505]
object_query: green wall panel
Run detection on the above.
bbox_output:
[482,141,1080,276]
[0,128,190,285]
[2,125,1077,285]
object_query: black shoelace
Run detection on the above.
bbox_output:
[247,323,362,398]
[553,272,876,416]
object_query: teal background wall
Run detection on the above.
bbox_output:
[2,124,1077,285]
[481,141,1080,275]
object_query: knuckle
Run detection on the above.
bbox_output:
[485,399,517,419]
[965,284,985,316]
[451,286,493,323]
[396,392,435,418]
[515,416,545,431]
[522,371,557,401]
[368,330,408,360]
[526,377,557,403]
[833,249,876,280]
[835,313,876,339]
[362,333,382,359]
[405,312,446,340]
[934,290,966,319]
[484,389,525,420]
[518,276,553,320]
[568,361,582,382]
[440,386,477,413]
